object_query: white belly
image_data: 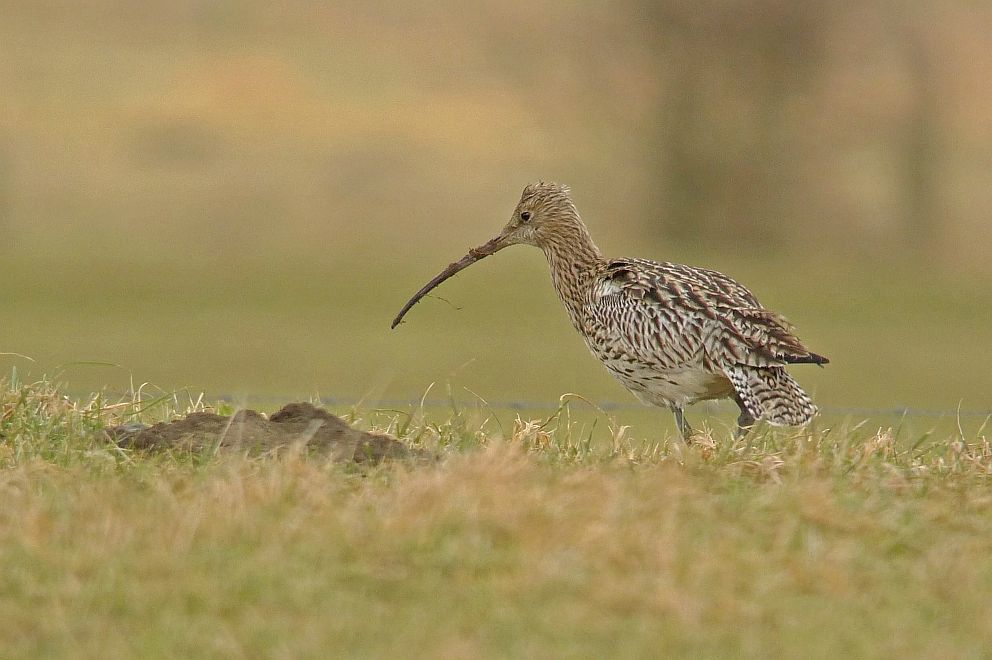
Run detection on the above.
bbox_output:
[600,358,734,409]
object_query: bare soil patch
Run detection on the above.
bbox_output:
[108,402,408,463]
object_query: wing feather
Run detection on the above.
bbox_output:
[591,259,827,370]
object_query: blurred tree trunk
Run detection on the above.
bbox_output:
[899,12,943,250]
[661,62,707,244]
[0,141,9,248]
[645,1,835,248]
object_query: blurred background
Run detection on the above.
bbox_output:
[1,1,989,434]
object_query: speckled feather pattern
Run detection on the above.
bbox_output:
[395,181,827,431]
[524,183,826,427]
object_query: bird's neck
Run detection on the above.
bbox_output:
[538,218,605,315]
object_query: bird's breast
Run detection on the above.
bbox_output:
[600,357,734,407]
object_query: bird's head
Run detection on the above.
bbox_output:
[497,181,580,250]
[390,182,579,328]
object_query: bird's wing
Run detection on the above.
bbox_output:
[592,259,827,370]
[585,260,709,371]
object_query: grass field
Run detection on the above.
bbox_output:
[2,0,990,436]
[3,3,992,656]
[2,376,991,658]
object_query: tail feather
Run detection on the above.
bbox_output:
[782,351,829,366]
[726,365,817,426]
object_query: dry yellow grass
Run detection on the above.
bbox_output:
[1,378,991,658]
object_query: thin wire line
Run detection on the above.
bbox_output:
[194,394,992,419]
[68,387,990,419]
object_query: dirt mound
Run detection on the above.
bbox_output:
[107,402,407,463]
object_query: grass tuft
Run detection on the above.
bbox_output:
[0,377,990,658]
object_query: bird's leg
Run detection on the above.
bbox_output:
[734,395,756,439]
[671,406,693,441]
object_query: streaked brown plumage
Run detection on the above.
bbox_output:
[392,182,828,437]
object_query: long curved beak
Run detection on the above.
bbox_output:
[391,234,509,329]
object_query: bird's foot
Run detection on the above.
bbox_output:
[735,415,756,440]
[672,407,693,441]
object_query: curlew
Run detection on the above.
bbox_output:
[391,182,827,438]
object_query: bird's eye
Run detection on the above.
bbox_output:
[520,211,532,221]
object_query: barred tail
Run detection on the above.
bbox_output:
[726,365,817,426]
